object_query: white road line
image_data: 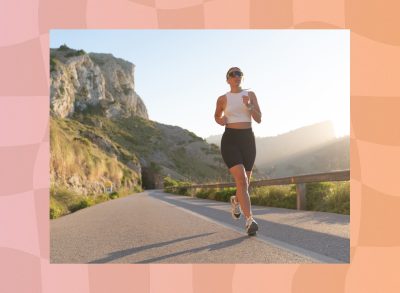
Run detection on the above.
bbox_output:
[146,191,343,264]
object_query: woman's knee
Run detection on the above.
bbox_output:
[229,164,248,186]
[234,173,248,189]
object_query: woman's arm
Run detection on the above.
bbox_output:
[214,95,227,126]
[248,91,262,123]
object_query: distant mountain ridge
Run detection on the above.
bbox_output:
[260,135,350,178]
[206,121,349,179]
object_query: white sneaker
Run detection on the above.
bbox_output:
[246,216,258,236]
[230,195,241,219]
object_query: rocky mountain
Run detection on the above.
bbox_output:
[50,45,227,197]
[50,45,148,120]
[206,121,349,179]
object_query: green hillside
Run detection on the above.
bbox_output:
[50,104,228,218]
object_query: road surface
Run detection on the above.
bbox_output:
[50,190,349,264]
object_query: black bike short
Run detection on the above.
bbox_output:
[220,127,256,171]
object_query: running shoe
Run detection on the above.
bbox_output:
[230,195,241,219]
[246,217,259,236]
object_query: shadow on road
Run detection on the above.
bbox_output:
[88,232,215,264]
[137,235,249,263]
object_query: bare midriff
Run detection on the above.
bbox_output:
[226,122,252,129]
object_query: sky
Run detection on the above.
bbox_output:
[50,29,350,139]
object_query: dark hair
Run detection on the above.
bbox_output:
[226,67,243,80]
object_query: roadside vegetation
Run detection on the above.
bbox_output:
[163,176,350,215]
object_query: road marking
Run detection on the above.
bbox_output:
[147,191,343,264]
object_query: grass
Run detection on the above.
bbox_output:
[305,181,350,214]
[50,184,141,219]
[250,185,297,209]
[164,178,350,215]
[51,116,141,187]
[50,116,143,219]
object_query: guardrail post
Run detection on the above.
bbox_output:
[296,183,306,210]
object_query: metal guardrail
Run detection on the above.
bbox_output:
[169,170,350,211]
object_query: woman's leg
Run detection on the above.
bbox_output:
[246,170,252,186]
[229,164,252,219]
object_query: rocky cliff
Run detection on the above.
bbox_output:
[50,45,148,120]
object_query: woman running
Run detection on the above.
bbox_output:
[214,67,262,236]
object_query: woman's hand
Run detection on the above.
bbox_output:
[242,95,250,106]
[243,95,255,111]
[216,116,227,126]
[248,91,262,123]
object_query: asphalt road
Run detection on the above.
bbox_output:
[50,190,349,264]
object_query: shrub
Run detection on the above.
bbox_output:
[305,182,335,210]
[109,191,119,199]
[130,185,142,193]
[94,194,110,204]
[50,196,67,219]
[59,44,70,51]
[163,176,178,188]
[163,176,192,196]
[50,57,57,72]
[51,185,80,209]
[310,181,350,214]
[65,49,86,58]
[69,196,95,212]
[83,103,104,115]
[214,187,236,202]
[196,188,213,199]
[250,185,296,209]
[174,186,186,195]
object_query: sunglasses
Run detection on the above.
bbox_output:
[227,71,243,78]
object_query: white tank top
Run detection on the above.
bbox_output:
[224,90,252,123]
